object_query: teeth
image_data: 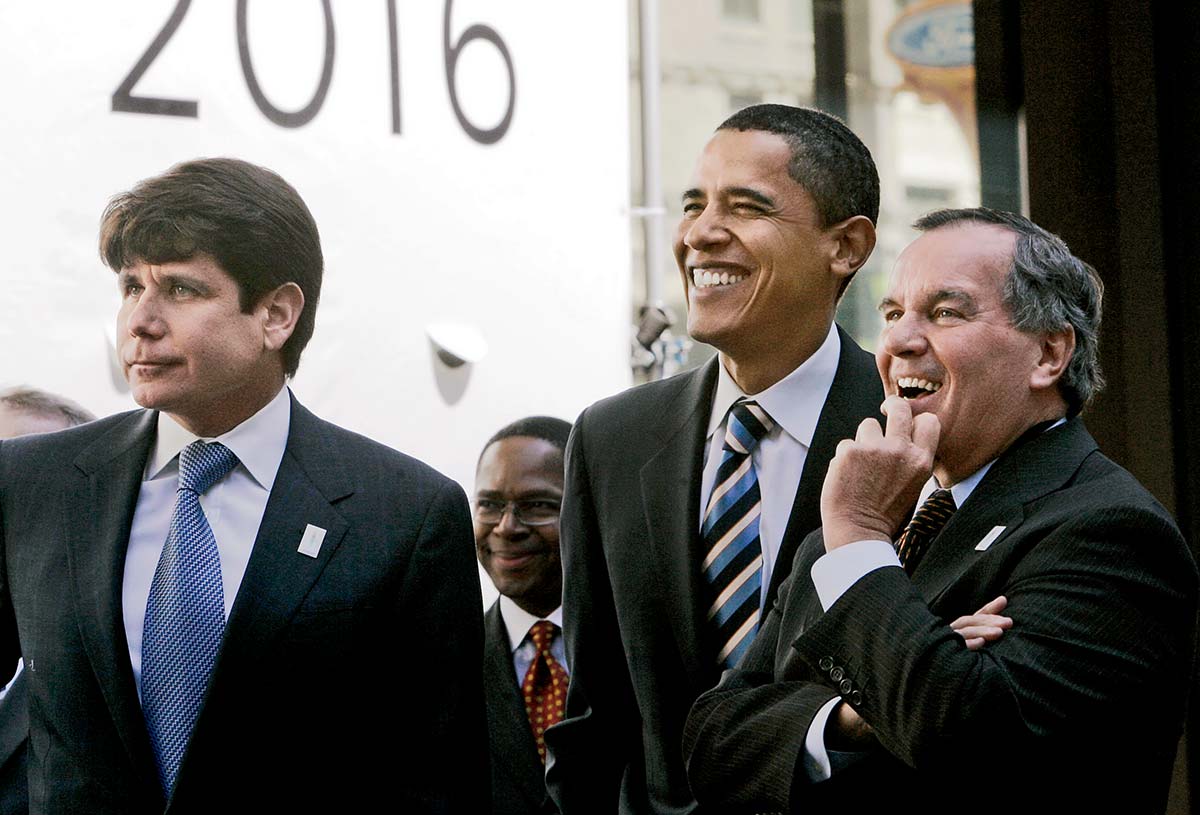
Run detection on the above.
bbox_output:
[691,269,746,288]
[896,377,942,398]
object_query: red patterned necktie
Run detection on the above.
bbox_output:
[522,620,569,763]
[895,488,956,574]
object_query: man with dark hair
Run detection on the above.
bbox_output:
[0,158,487,813]
[545,104,885,814]
[0,387,95,815]
[684,208,1197,813]
[474,416,572,815]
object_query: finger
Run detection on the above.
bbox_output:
[911,411,940,456]
[974,595,1008,616]
[882,396,913,441]
[855,417,883,442]
[950,614,1012,631]
[964,637,985,651]
[954,624,1008,641]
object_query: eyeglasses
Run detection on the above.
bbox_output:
[473,498,561,526]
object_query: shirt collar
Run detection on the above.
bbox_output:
[707,322,841,448]
[920,416,1068,508]
[499,594,564,653]
[145,386,292,490]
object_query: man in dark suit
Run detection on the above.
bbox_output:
[684,208,1199,813]
[0,387,96,815]
[544,104,884,815]
[474,416,573,815]
[0,158,488,813]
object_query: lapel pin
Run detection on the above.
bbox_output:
[298,524,327,558]
[974,525,1007,551]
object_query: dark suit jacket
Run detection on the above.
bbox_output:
[0,672,28,815]
[0,395,488,814]
[484,600,555,815]
[544,328,883,815]
[684,418,1199,814]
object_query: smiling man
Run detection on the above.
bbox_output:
[545,104,885,815]
[474,416,572,815]
[0,158,487,814]
[683,208,1198,813]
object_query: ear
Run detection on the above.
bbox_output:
[1030,325,1075,391]
[258,282,305,352]
[828,215,877,282]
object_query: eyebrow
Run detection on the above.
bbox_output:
[681,186,776,209]
[877,288,979,312]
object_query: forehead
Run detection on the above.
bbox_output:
[689,129,797,192]
[888,224,1016,301]
[0,406,69,439]
[475,437,564,489]
[120,254,235,284]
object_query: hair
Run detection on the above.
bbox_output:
[913,207,1105,415]
[98,157,323,377]
[718,104,880,228]
[478,416,573,468]
[0,386,96,428]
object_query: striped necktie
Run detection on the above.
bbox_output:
[702,398,774,669]
[895,488,956,574]
[142,440,238,793]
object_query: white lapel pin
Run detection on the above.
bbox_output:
[298,524,327,558]
[974,525,1007,551]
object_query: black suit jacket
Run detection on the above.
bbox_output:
[544,328,883,815]
[0,395,489,814]
[0,672,28,815]
[684,418,1199,814]
[484,600,555,815]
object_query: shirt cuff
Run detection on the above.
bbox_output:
[801,696,840,781]
[810,540,901,611]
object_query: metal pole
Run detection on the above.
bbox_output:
[637,0,666,379]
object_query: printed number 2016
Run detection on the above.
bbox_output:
[111,0,515,145]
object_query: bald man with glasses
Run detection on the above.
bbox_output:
[473,416,572,815]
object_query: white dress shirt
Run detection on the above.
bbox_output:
[699,322,841,613]
[499,595,568,683]
[122,386,291,699]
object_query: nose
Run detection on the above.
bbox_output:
[492,504,529,538]
[880,312,928,359]
[680,205,730,253]
[123,289,165,339]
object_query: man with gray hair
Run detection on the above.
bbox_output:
[0,387,94,440]
[684,208,1197,813]
[0,387,95,815]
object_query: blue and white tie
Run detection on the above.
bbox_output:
[141,440,238,793]
[702,399,774,669]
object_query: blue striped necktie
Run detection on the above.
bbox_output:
[141,440,239,793]
[702,399,774,669]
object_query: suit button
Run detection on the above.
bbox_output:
[830,667,844,682]
[818,657,833,672]
[839,679,853,695]
[850,690,863,706]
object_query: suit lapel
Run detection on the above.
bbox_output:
[913,419,1098,604]
[484,603,548,808]
[769,329,883,604]
[639,359,719,679]
[210,397,352,675]
[66,410,161,789]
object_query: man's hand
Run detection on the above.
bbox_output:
[826,702,877,751]
[950,596,1012,650]
[820,396,940,551]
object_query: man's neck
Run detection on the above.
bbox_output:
[720,322,834,394]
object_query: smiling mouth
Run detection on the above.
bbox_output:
[896,376,943,399]
[691,268,748,289]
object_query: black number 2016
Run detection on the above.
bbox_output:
[111,0,516,145]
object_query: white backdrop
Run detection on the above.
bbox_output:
[0,0,632,507]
